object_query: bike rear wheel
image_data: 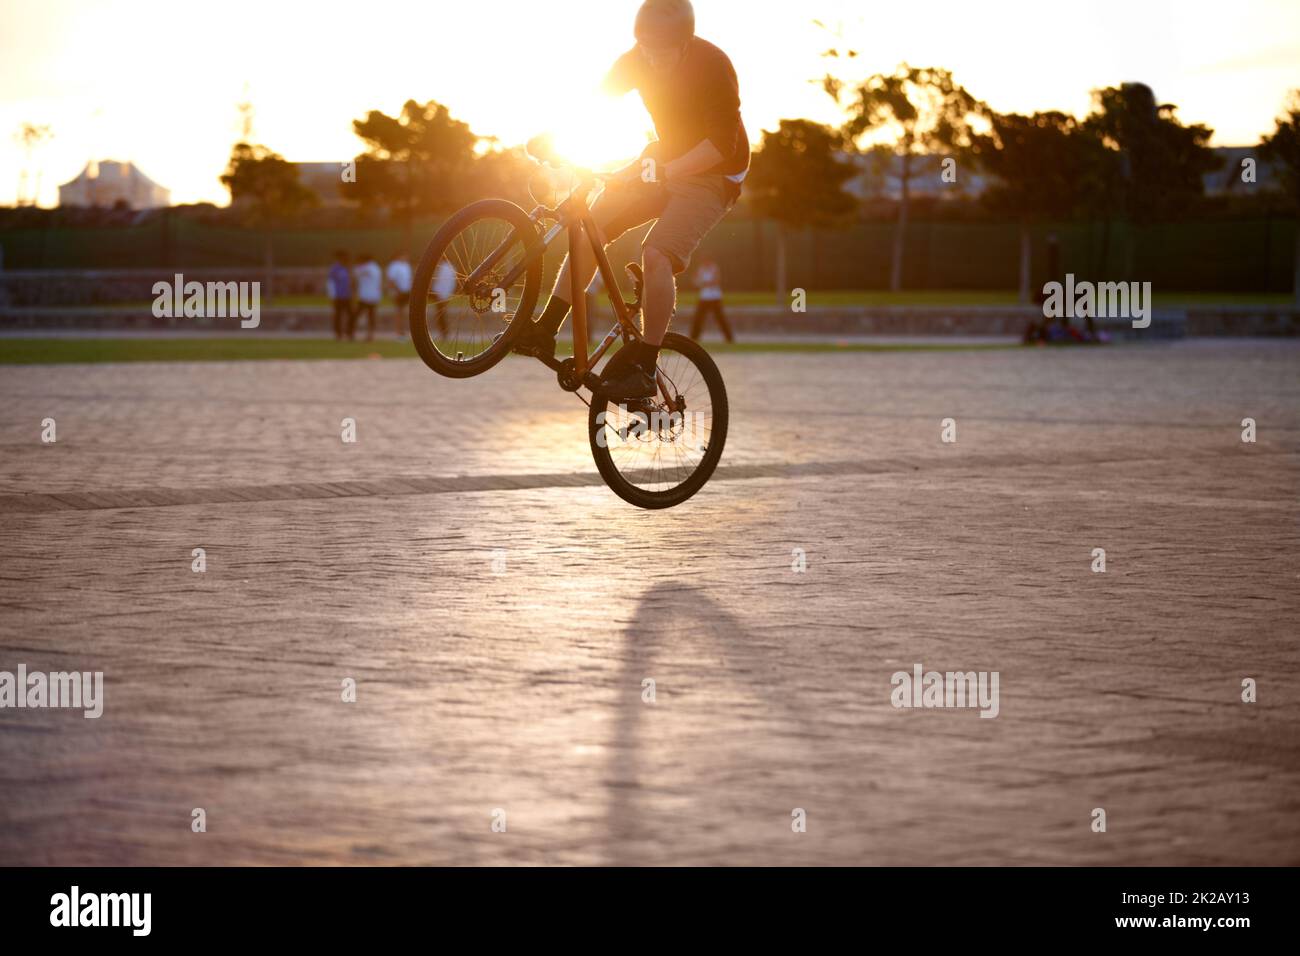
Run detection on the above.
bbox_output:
[409,199,543,378]
[588,332,728,509]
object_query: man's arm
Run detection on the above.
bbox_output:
[663,139,725,180]
[601,49,638,97]
[600,49,645,184]
[608,137,722,186]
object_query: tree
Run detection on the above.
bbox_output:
[14,123,53,206]
[220,142,317,303]
[349,99,481,253]
[746,119,858,301]
[462,142,535,209]
[1258,90,1300,306]
[970,111,1117,302]
[1083,83,1220,275]
[823,64,983,290]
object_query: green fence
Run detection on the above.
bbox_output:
[0,215,1294,293]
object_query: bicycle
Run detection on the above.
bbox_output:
[407,141,729,509]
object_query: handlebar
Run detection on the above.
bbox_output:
[537,160,612,182]
[530,159,618,212]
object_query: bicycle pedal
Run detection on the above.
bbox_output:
[619,398,657,416]
[513,340,554,360]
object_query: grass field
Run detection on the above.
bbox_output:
[0,337,1021,365]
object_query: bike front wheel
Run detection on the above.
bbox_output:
[409,198,543,378]
[588,332,729,509]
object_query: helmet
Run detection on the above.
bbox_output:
[635,0,695,48]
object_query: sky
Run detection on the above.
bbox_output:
[1,0,1298,207]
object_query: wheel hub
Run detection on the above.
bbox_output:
[467,277,503,314]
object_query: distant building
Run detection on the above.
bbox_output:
[1204,146,1282,196]
[292,162,348,207]
[844,151,991,202]
[58,160,170,209]
[843,147,1279,203]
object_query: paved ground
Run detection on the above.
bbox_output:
[0,340,1297,866]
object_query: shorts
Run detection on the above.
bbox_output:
[590,173,739,275]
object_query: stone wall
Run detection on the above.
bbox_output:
[4,303,1297,337]
[0,269,326,307]
[0,270,1295,336]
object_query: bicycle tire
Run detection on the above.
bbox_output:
[588,332,728,509]
[409,199,543,379]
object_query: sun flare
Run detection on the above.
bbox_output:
[544,92,656,171]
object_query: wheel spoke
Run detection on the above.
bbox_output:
[594,339,723,503]
[418,211,532,367]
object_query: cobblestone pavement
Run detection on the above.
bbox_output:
[1,341,1297,865]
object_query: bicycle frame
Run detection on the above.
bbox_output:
[461,174,677,404]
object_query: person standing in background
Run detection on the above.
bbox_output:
[353,253,383,342]
[328,251,353,341]
[386,252,413,338]
[689,258,733,342]
[431,258,456,339]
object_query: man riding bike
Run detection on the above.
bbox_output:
[513,0,750,401]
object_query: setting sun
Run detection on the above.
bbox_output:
[545,90,655,171]
[3,0,1299,206]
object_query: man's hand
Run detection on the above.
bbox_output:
[608,161,649,188]
[608,137,722,193]
[607,162,671,203]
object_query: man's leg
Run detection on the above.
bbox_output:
[700,301,715,337]
[600,176,732,400]
[598,245,672,400]
[518,186,663,356]
[689,301,706,340]
[436,298,449,338]
[714,301,735,343]
[640,246,675,347]
[510,244,589,357]
[332,300,345,340]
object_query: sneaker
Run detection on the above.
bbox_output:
[495,320,556,360]
[600,364,657,401]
